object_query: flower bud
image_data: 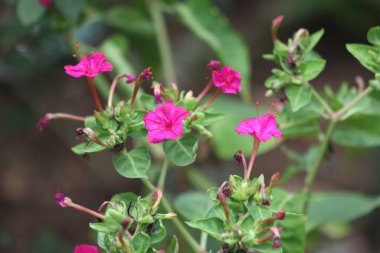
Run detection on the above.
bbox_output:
[37,114,52,131]
[149,188,163,213]
[275,210,286,220]
[54,192,72,207]
[152,83,163,104]
[125,73,136,84]
[272,15,284,28]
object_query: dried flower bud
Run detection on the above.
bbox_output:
[37,114,51,131]
[54,192,72,207]
[140,67,153,81]
[207,60,221,71]
[234,150,243,165]
[152,83,163,104]
[273,238,281,248]
[275,210,286,220]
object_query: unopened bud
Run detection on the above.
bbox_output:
[286,55,296,69]
[273,238,281,248]
[125,73,136,84]
[76,128,84,136]
[272,15,284,28]
[234,150,243,165]
[54,192,72,207]
[37,114,52,132]
[152,83,163,104]
[275,210,286,220]
[149,188,163,212]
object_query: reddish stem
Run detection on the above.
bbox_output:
[196,79,213,103]
[199,88,221,110]
[87,77,104,112]
[68,202,105,220]
[108,74,126,108]
[246,138,261,180]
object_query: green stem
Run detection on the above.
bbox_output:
[303,120,336,212]
[333,86,373,120]
[158,158,169,190]
[311,86,334,117]
[141,179,204,253]
[147,0,177,84]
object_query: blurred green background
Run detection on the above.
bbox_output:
[1,0,380,252]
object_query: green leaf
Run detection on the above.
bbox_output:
[54,0,85,22]
[300,59,326,81]
[140,94,156,111]
[186,217,224,241]
[174,191,213,220]
[89,222,119,233]
[113,147,151,178]
[367,26,380,46]
[286,85,312,112]
[150,220,167,244]
[131,232,150,253]
[346,44,380,73]
[304,29,324,52]
[332,114,380,147]
[245,204,273,220]
[16,0,45,26]
[270,188,306,214]
[163,136,198,166]
[210,97,281,160]
[276,213,306,253]
[175,0,251,101]
[166,236,179,253]
[307,192,380,231]
[71,142,107,155]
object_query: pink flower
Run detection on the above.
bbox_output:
[144,101,189,144]
[212,66,242,94]
[39,0,52,6]
[272,15,284,28]
[140,67,153,80]
[64,52,113,78]
[74,245,99,253]
[235,113,282,142]
[207,60,221,71]
[125,73,136,84]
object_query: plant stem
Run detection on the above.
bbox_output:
[311,87,334,117]
[147,0,176,84]
[246,138,260,180]
[196,80,213,103]
[158,158,169,190]
[108,74,126,108]
[199,88,221,110]
[87,77,104,112]
[141,178,204,253]
[200,232,208,250]
[48,113,85,122]
[333,86,373,120]
[303,120,336,212]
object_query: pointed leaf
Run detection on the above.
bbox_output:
[300,59,326,81]
[113,147,151,178]
[17,0,45,26]
[163,136,198,166]
[174,191,213,220]
[166,236,179,253]
[367,26,380,46]
[286,86,312,112]
[186,217,224,241]
[346,44,380,73]
[275,213,306,253]
[131,232,150,253]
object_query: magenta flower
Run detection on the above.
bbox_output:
[140,67,153,81]
[39,0,52,6]
[64,52,113,78]
[212,66,242,94]
[235,113,282,142]
[125,73,136,84]
[207,60,221,71]
[74,244,99,253]
[144,101,189,144]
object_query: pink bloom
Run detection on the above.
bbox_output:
[144,101,189,144]
[235,113,282,142]
[140,67,153,80]
[64,52,113,78]
[212,66,242,94]
[54,192,71,207]
[39,0,52,6]
[74,245,99,253]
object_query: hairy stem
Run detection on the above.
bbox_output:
[108,74,126,108]
[303,120,336,212]
[141,178,205,253]
[147,0,176,84]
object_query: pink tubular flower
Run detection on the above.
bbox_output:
[64,52,113,78]
[272,15,284,28]
[212,66,242,94]
[235,113,282,142]
[74,245,99,253]
[144,101,189,144]
[39,0,52,6]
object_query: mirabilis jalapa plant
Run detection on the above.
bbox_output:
[39,38,288,252]
[38,14,380,253]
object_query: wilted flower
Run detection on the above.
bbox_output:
[207,60,221,71]
[235,113,282,142]
[64,52,113,78]
[140,67,153,81]
[144,101,189,144]
[125,73,136,84]
[212,66,242,94]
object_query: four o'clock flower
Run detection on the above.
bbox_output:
[235,113,282,179]
[144,101,189,144]
[74,245,99,253]
[212,66,242,94]
[235,113,282,142]
[64,52,113,78]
